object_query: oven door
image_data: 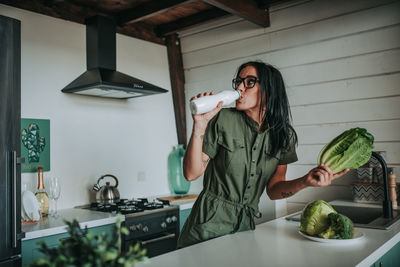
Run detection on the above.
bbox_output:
[122,208,180,258]
[137,232,177,258]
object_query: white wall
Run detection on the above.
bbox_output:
[0,5,181,209]
[179,0,400,218]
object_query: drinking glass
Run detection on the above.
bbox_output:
[48,177,61,217]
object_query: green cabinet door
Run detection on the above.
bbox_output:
[22,224,114,266]
[179,208,192,231]
[372,241,400,267]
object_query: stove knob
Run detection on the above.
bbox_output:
[136,224,143,230]
[171,216,178,222]
[166,217,172,224]
[129,225,136,231]
[142,226,149,233]
[161,222,167,229]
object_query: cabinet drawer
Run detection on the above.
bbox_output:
[179,208,192,231]
[22,224,114,265]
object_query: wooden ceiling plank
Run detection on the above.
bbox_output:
[155,7,229,37]
[0,0,105,24]
[0,0,165,45]
[117,0,195,25]
[202,0,269,27]
[117,23,165,45]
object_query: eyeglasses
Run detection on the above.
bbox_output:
[232,76,260,90]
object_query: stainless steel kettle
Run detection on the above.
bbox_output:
[93,174,120,203]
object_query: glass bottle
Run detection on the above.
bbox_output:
[168,145,190,194]
[190,90,241,115]
[35,166,49,217]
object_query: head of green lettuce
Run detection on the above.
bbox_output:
[318,127,374,173]
[300,200,336,235]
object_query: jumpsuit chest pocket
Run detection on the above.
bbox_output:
[217,136,245,173]
[263,147,281,178]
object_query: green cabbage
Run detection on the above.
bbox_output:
[300,200,337,236]
[318,127,374,173]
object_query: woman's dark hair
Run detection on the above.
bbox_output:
[235,61,297,157]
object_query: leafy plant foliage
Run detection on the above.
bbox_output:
[29,217,147,267]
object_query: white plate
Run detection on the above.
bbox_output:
[299,229,364,244]
[22,190,40,221]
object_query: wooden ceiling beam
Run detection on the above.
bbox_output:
[202,0,269,27]
[117,0,194,25]
[166,34,187,147]
[155,7,229,37]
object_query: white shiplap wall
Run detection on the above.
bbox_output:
[179,0,400,219]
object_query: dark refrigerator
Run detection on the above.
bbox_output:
[0,15,24,267]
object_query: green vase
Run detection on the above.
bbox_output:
[168,144,190,194]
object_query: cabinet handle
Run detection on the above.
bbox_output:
[11,151,25,248]
[11,151,17,248]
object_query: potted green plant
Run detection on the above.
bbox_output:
[29,217,147,267]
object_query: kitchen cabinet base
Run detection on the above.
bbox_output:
[22,224,113,265]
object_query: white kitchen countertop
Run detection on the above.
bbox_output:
[137,209,400,267]
[22,208,122,241]
[21,196,196,241]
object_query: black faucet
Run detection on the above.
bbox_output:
[371,151,393,219]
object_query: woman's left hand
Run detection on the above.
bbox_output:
[303,164,349,187]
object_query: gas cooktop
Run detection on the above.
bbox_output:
[89,198,170,215]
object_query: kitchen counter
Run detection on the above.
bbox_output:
[22,208,122,240]
[330,199,400,210]
[137,210,400,267]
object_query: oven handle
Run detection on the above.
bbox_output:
[140,233,176,246]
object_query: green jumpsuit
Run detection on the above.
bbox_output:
[177,108,298,248]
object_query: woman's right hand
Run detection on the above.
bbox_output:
[191,92,222,133]
[303,164,349,187]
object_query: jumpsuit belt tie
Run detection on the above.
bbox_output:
[203,190,261,231]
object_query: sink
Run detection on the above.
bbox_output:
[331,205,382,224]
[331,205,400,229]
[285,152,400,230]
[285,205,400,230]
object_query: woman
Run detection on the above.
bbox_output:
[178,61,349,248]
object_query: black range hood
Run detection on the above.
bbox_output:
[62,15,167,99]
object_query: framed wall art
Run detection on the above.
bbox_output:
[21,118,50,172]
